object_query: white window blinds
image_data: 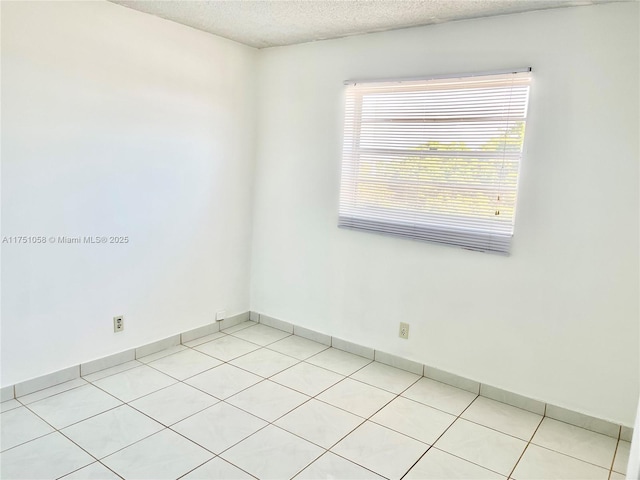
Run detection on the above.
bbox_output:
[338,70,531,255]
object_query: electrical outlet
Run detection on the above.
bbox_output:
[113,315,124,333]
[215,310,226,322]
[399,322,409,339]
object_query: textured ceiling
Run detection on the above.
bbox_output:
[110,0,621,48]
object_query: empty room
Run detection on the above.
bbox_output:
[1,0,638,479]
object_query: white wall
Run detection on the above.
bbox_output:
[1,1,257,385]
[251,3,639,425]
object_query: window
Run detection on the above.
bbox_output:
[338,69,532,255]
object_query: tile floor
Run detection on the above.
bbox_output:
[0,321,631,480]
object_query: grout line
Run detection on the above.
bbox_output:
[81,361,145,384]
[90,428,176,463]
[95,461,126,480]
[23,381,101,407]
[528,442,616,472]
[424,446,508,478]
[168,416,248,454]
[135,399,219,429]
[223,378,312,422]
[172,370,255,404]
[445,408,542,443]
[195,327,292,352]
[137,345,190,364]
[217,422,324,478]
[293,450,389,480]
[536,415,621,442]
[123,379,210,408]
[13,378,89,407]
[15,406,104,472]
[228,356,298,380]
[181,329,230,348]
[610,439,620,472]
[301,357,369,376]
[398,445,433,480]
[608,437,621,478]
[176,457,258,480]
[55,403,125,431]
[505,415,545,478]
[263,346,332,362]
[16,387,124,430]
[0,429,56,455]
[52,460,96,479]
[398,392,486,479]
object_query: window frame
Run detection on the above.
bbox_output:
[338,68,532,255]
